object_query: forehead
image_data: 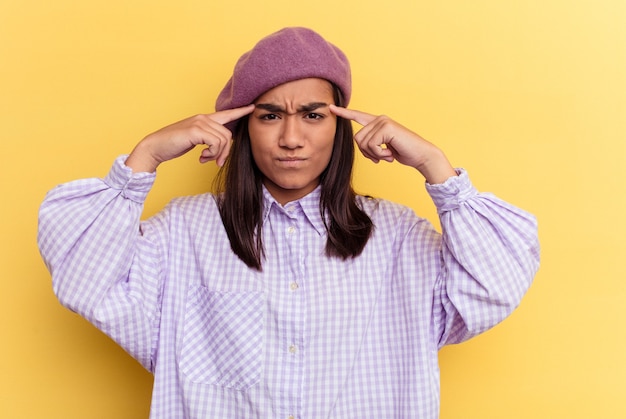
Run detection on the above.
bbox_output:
[255,78,334,104]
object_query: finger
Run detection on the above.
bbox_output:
[199,145,230,165]
[199,147,215,164]
[215,137,233,167]
[357,143,394,164]
[354,118,396,163]
[210,104,255,126]
[194,123,231,163]
[354,133,381,163]
[358,142,393,163]
[198,141,221,163]
[329,105,377,126]
[352,124,380,162]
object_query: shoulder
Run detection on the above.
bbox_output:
[356,194,415,220]
[170,192,219,208]
[157,192,222,225]
[355,194,431,235]
[355,195,441,260]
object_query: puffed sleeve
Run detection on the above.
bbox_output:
[427,169,540,348]
[38,156,166,370]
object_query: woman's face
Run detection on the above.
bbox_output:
[247,78,337,205]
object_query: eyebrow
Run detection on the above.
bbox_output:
[255,102,329,114]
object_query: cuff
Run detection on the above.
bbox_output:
[103,155,156,203]
[425,168,478,212]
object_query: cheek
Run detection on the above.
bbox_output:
[247,125,272,157]
[319,126,337,155]
[249,142,270,170]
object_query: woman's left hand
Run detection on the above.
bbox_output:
[330,105,457,184]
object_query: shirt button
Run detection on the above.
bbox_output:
[290,282,299,291]
[288,416,295,419]
[287,226,296,234]
[289,344,297,354]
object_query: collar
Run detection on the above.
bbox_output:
[261,185,327,236]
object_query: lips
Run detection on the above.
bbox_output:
[277,157,307,167]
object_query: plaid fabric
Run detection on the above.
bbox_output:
[38,156,539,418]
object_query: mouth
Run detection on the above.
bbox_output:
[277,157,307,167]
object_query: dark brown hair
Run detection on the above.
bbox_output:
[213,85,373,270]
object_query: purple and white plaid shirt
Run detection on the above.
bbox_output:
[38,156,539,418]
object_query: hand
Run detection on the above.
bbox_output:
[330,105,457,184]
[125,105,255,173]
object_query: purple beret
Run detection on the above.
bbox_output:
[215,27,351,118]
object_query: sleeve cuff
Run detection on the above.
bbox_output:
[425,168,478,212]
[103,155,156,203]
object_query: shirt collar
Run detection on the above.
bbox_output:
[262,185,327,236]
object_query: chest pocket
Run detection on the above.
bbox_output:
[180,286,264,390]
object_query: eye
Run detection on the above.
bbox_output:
[304,112,324,120]
[259,113,280,120]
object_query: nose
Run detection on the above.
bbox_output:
[278,116,304,149]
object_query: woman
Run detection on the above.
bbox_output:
[39,27,539,418]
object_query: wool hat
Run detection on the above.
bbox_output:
[215,27,351,128]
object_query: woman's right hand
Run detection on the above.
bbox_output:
[125,105,255,173]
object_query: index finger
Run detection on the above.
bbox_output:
[329,105,377,126]
[210,104,255,125]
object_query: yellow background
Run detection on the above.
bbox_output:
[1,0,624,417]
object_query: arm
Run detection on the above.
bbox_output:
[38,106,255,369]
[330,105,540,345]
[428,170,540,346]
[38,158,162,369]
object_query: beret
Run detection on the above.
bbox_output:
[215,27,351,125]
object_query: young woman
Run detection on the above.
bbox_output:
[39,27,540,418]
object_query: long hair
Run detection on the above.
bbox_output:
[213,84,373,270]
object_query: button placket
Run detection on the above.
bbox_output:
[274,201,305,418]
